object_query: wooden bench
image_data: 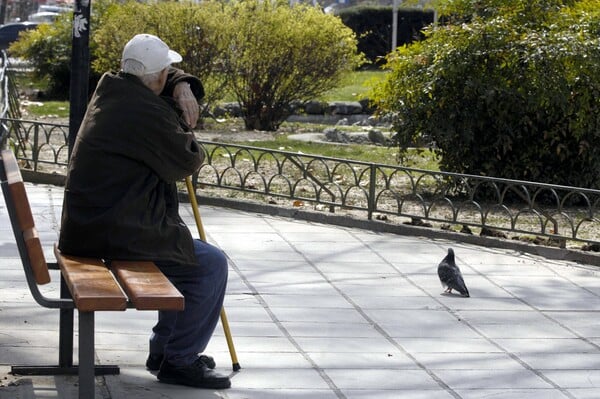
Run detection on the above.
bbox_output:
[0,149,185,399]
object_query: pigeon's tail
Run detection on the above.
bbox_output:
[456,277,470,297]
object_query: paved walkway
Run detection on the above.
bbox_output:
[1,183,600,399]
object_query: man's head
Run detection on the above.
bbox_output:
[121,34,182,76]
[121,34,182,94]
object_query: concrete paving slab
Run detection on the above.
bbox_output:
[414,352,523,370]
[565,388,600,399]
[455,389,571,399]
[541,370,600,389]
[306,351,416,369]
[398,337,504,353]
[494,338,599,354]
[349,295,443,310]
[516,352,600,370]
[342,389,457,399]
[258,294,353,309]
[325,368,441,390]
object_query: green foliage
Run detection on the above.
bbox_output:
[371,0,600,188]
[219,0,364,131]
[9,15,74,99]
[436,0,576,23]
[12,0,363,131]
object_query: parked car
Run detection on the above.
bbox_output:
[28,11,61,23]
[0,21,40,51]
[38,4,71,14]
[28,4,70,23]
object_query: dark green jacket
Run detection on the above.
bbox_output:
[58,70,204,266]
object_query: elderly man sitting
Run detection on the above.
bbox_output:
[59,34,231,389]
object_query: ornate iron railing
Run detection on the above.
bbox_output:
[3,117,600,246]
[0,52,26,149]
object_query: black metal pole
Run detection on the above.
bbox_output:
[0,0,7,25]
[68,0,91,156]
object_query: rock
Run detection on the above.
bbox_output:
[328,101,363,115]
[324,128,350,143]
[460,225,473,234]
[404,217,432,227]
[367,129,388,145]
[480,227,508,238]
[213,102,242,117]
[582,243,600,252]
[304,100,326,115]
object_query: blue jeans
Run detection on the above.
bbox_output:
[151,239,228,367]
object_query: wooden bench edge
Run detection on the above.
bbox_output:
[110,260,184,311]
[54,246,127,312]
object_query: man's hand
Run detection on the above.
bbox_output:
[173,82,199,129]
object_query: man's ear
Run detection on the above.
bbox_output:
[155,68,169,94]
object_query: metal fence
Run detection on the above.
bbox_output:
[3,116,600,247]
[0,51,27,149]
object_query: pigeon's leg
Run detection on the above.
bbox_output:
[444,287,452,294]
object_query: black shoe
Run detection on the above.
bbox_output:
[146,353,216,371]
[157,357,231,389]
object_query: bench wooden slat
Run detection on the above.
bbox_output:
[54,248,127,312]
[8,180,35,230]
[23,227,51,285]
[111,261,184,311]
[1,150,51,285]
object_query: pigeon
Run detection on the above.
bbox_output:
[437,248,470,297]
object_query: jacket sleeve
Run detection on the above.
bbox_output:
[161,67,205,101]
[139,108,205,182]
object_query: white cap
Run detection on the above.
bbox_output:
[121,34,182,75]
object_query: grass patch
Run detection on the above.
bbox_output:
[13,71,48,92]
[243,135,398,164]
[22,101,69,118]
[317,70,387,102]
[217,70,386,103]
[212,133,439,170]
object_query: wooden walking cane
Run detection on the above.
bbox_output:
[185,176,241,371]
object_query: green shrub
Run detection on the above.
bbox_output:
[219,0,365,131]
[10,14,77,99]
[371,0,600,188]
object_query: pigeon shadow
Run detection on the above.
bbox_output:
[440,291,469,298]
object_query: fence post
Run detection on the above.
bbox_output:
[368,164,376,220]
[32,123,39,171]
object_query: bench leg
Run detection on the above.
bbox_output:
[79,311,95,399]
[59,277,74,368]
[11,280,119,377]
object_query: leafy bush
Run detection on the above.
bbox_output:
[10,14,77,99]
[219,0,364,131]
[371,0,600,188]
